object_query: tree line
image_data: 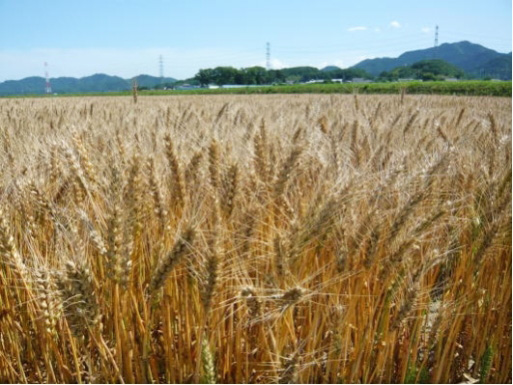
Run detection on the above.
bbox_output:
[167,59,480,88]
[193,66,372,86]
[377,60,465,82]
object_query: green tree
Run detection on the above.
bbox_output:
[195,69,214,86]
[211,67,239,85]
[242,66,268,84]
[411,59,465,78]
[420,72,437,81]
[268,69,286,83]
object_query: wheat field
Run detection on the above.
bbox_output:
[0,94,510,383]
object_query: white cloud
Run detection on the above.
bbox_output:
[374,27,381,33]
[270,58,287,69]
[390,21,401,28]
[421,27,431,34]
[348,26,367,32]
[256,58,288,70]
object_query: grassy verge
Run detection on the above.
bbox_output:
[2,80,511,98]
[166,81,512,97]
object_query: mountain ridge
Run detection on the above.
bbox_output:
[351,41,511,79]
[0,73,177,96]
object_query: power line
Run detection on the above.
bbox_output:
[275,42,432,58]
[442,30,511,42]
[273,33,430,51]
[273,36,432,55]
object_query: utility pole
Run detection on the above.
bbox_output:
[44,62,52,94]
[159,55,164,84]
[433,25,439,58]
[266,42,271,70]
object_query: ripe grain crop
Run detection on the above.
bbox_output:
[0,94,510,383]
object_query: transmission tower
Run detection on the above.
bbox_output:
[159,55,164,84]
[44,62,52,94]
[432,25,439,59]
[266,42,271,70]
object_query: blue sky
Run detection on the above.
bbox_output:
[0,0,511,81]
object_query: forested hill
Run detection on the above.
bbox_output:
[0,74,176,96]
[352,41,511,79]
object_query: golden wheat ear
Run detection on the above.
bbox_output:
[149,225,196,294]
[0,94,510,383]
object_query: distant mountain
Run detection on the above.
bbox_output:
[321,66,342,72]
[0,74,177,96]
[135,74,177,89]
[352,41,511,79]
[477,53,512,80]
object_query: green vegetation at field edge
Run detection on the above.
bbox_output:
[3,81,511,98]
